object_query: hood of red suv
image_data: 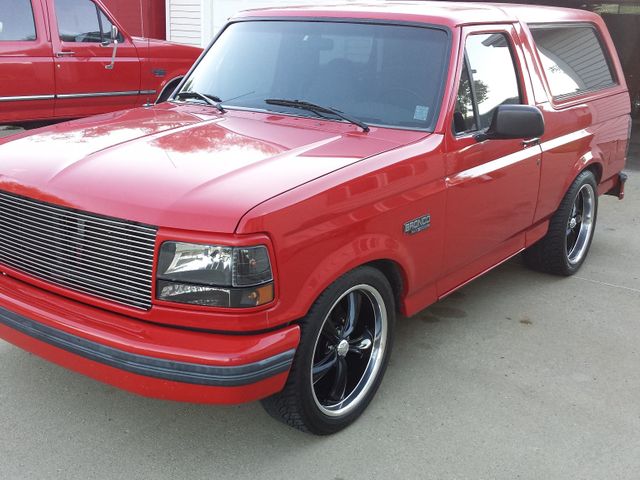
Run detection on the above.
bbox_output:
[0,104,425,233]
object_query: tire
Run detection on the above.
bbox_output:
[524,170,598,276]
[262,266,395,435]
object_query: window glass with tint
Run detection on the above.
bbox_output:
[56,0,102,43]
[0,0,36,41]
[454,60,477,134]
[179,21,450,131]
[465,33,522,130]
[530,25,616,99]
[98,9,122,42]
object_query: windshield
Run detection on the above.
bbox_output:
[178,21,450,131]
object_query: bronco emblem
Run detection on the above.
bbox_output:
[404,214,431,235]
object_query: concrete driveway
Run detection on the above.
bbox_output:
[0,124,639,480]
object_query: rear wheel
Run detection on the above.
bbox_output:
[524,170,598,276]
[262,266,395,435]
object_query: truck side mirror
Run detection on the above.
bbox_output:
[475,105,545,142]
[105,26,119,70]
[101,25,119,46]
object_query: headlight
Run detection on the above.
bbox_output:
[156,242,274,308]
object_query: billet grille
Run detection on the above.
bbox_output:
[0,190,157,310]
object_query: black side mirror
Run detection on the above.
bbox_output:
[475,105,544,142]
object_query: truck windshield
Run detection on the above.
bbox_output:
[177,21,449,131]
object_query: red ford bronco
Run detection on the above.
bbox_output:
[0,2,630,434]
[0,0,201,124]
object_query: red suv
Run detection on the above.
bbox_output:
[0,2,630,434]
[0,0,201,124]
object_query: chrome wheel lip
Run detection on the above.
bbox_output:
[310,284,387,418]
[566,183,596,266]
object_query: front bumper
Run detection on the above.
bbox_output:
[0,274,300,404]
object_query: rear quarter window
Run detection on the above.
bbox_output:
[529,24,617,99]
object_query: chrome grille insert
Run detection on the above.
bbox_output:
[0,191,157,310]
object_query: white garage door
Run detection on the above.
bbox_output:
[166,0,354,47]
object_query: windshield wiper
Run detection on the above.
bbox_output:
[265,99,369,132]
[174,91,225,113]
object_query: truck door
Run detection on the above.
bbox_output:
[0,0,55,123]
[48,0,142,118]
[438,25,542,295]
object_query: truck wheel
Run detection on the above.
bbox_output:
[262,266,395,435]
[524,170,598,276]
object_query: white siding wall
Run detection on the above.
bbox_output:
[167,0,353,47]
[166,0,203,46]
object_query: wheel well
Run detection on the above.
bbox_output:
[157,77,183,103]
[584,163,603,184]
[366,260,405,313]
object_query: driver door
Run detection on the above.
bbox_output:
[438,25,542,295]
[49,0,141,118]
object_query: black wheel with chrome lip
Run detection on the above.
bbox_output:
[524,169,598,276]
[566,182,596,267]
[262,266,395,435]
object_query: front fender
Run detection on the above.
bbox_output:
[294,234,412,316]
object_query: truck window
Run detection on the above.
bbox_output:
[454,33,522,134]
[454,61,477,134]
[0,0,36,41]
[529,24,616,99]
[55,0,117,43]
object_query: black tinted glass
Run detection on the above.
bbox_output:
[530,25,616,98]
[56,0,101,43]
[465,33,521,130]
[0,0,36,41]
[180,21,450,131]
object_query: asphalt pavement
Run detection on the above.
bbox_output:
[0,123,639,480]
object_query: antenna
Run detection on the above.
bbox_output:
[139,0,146,38]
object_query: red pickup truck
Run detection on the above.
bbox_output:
[0,0,201,124]
[0,2,630,435]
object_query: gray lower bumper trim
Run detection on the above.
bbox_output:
[0,306,294,387]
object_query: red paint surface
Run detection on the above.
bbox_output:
[103,0,166,39]
[0,2,630,403]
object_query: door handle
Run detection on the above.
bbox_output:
[55,51,76,57]
[522,137,540,148]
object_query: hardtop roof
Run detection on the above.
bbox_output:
[236,2,600,28]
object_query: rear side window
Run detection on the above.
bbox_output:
[529,24,616,99]
[0,0,36,41]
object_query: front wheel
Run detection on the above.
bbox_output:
[262,266,395,435]
[524,170,598,276]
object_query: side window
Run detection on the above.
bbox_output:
[454,61,477,134]
[454,33,522,134]
[98,9,123,42]
[56,0,118,43]
[529,24,616,99]
[0,0,36,41]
